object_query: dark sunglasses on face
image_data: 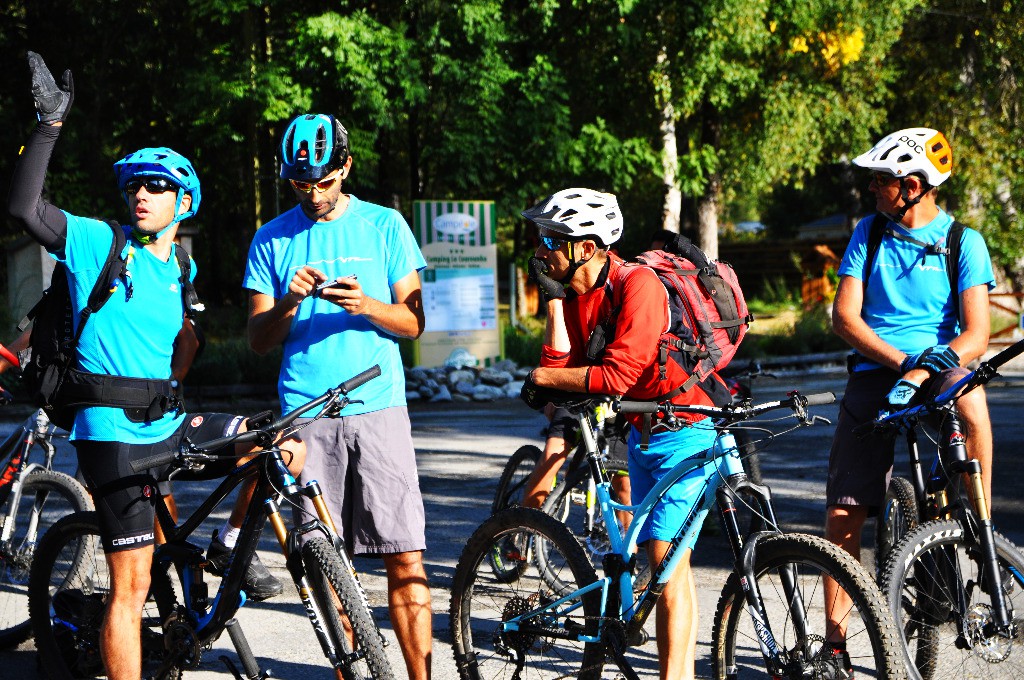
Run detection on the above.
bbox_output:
[290,171,341,194]
[540,235,572,251]
[872,172,899,187]
[124,177,177,195]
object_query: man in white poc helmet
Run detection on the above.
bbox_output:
[520,188,729,679]
[823,128,995,664]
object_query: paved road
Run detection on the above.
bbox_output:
[3,369,1024,678]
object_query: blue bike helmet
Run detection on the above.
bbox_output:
[113,147,201,223]
[280,114,349,182]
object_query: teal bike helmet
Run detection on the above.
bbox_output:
[113,147,201,223]
[280,114,349,182]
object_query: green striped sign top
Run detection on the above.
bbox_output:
[412,201,497,247]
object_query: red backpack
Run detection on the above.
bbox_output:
[593,235,752,404]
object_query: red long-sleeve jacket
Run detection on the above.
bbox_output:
[540,255,718,426]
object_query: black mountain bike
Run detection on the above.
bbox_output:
[28,366,395,680]
[0,385,92,650]
[868,338,1024,679]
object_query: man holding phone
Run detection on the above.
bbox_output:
[243,114,432,679]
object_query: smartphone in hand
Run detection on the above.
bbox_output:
[313,274,358,297]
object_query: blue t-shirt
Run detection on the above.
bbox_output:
[59,214,192,443]
[243,195,427,415]
[838,210,994,369]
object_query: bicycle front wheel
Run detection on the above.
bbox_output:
[712,532,906,679]
[28,512,181,679]
[0,469,92,649]
[880,518,1024,680]
[449,507,605,680]
[301,536,395,680]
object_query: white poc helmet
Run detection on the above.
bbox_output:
[852,127,953,187]
[521,188,623,247]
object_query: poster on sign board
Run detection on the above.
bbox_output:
[412,201,501,367]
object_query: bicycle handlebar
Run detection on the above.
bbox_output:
[0,343,20,370]
[129,364,382,474]
[870,337,1024,431]
[619,391,835,422]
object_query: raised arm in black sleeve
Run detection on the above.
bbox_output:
[7,123,68,253]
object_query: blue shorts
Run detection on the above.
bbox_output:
[627,419,718,545]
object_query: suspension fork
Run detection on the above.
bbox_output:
[718,482,810,664]
[940,410,1011,631]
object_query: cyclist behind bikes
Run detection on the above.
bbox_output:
[823,127,995,662]
[8,52,304,680]
[520,188,732,680]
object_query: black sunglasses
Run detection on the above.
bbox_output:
[124,177,177,195]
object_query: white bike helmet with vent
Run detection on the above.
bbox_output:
[521,188,623,247]
[852,127,953,187]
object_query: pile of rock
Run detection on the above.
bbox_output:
[404,358,532,403]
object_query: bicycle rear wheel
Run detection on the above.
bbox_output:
[874,475,918,580]
[0,469,92,649]
[449,508,605,680]
[28,511,181,679]
[880,518,1024,680]
[712,532,906,679]
[300,537,395,680]
[488,445,542,583]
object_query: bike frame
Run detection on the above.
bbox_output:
[502,408,809,678]
[147,446,360,676]
[0,410,59,544]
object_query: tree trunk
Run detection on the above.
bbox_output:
[655,44,681,235]
[697,106,722,259]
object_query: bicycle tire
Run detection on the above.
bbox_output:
[733,428,762,485]
[300,537,395,680]
[538,461,650,593]
[492,444,542,514]
[449,507,605,680]
[0,469,92,649]
[28,511,182,679]
[712,532,906,679]
[488,445,542,583]
[880,518,1024,680]
[874,475,918,580]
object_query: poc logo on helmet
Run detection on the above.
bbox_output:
[898,135,925,154]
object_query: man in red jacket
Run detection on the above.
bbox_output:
[520,188,727,680]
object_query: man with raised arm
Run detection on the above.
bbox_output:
[8,52,303,680]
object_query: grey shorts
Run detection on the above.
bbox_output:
[827,366,969,514]
[292,406,425,556]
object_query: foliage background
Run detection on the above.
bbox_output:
[0,1,1021,360]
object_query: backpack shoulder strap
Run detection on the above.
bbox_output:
[77,220,128,337]
[172,243,202,319]
[862,213,888,288]
[947,220,967,326]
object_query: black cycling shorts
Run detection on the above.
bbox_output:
[75,413,245,552]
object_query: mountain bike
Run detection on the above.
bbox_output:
[0,366,92,649]
[867,338,1024,679]
[28,365,395,680]
[450,391,907,679]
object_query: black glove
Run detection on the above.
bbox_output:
[27,51,74,123]
[528,257,565,300]
[916,345,960,376]
[520,373,551,410]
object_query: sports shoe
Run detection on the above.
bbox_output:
[206,530,284,601]
[828,646,854,680]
